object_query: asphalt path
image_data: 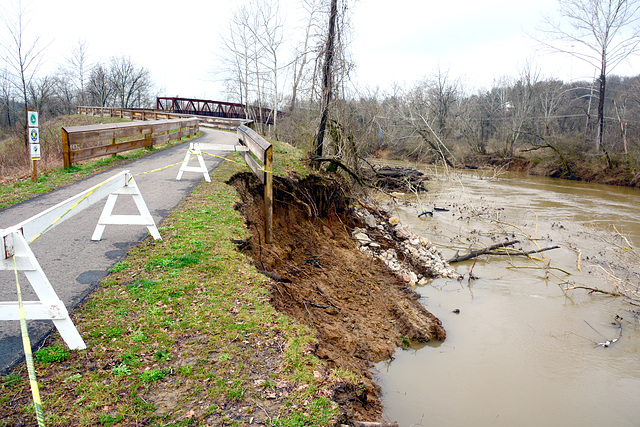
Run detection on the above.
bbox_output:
[0,128,237,374]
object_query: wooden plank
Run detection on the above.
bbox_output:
[237,125,270,163]
[66,128,116,145]
[154,133,171,145]
[71,139,146,161]
[65,119,197,142]
[241,151,265,183]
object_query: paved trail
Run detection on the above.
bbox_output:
[0,128,236,374]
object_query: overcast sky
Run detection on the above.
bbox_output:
[10,0,640,100]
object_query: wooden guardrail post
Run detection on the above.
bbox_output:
[62,128,71,168]
[144,130,152,148]
[264,145,273,244]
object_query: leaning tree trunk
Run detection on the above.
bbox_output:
[314,0,338,159]
[596,66,606,152]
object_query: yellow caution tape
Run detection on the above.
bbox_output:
[200,150,273,174]
[28,176,109,244]
[132,159,189,179]
[13,256,46,426]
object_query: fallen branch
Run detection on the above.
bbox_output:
[448,240,520,263]
[562,284,621,297]
[508,265,572,275]
[310,155,364,185]
[500,245,560,257]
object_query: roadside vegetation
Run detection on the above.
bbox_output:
[0,141,353,426]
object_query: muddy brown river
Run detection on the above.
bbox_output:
[374,165,640,426]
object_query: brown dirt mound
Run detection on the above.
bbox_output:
[228,172,445,423]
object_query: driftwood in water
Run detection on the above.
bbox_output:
[449,241,562,263]
[506,245,561,257]
[449,241,520,263]
[363,166,428,192]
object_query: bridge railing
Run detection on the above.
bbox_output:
[77,106,249,131]
[156,97,281,126]
[62,117,199,168]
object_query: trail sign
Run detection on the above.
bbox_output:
[28,110,41,180]
[29,127,40,144]
[30,143,41,160]
[28,110,39,127]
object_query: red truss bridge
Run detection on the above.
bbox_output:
[156,97,280,125]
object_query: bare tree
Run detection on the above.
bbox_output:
[427,66,460,140]
[0,64,16,128]
[314,0,338,158]
[540,0,640,151]
[288,0,324,112]
[88,63,112,107]
[220,4,257,110]
[256,0,285,134]
[504,61,541,156]
[63,39,90,106]
[51,73,76,115]
[109,55,152,108]
[27,74,54,117]
[0,0,48,146]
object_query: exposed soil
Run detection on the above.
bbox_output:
[228,172,446,423]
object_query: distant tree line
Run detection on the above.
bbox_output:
[302,67,640,168]
[0,44,153,132]
[0,0,154,140]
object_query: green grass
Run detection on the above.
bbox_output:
[34,346,69,363]
[0,139,343,426]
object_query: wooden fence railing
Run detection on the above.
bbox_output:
[76,106,249,132]
[62,118,199,168]
[237,124,273,243]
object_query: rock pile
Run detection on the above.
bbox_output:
[352,206,461,285]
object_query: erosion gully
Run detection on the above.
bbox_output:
[373,163,640,426]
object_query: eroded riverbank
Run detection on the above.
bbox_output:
[229,171,457,423]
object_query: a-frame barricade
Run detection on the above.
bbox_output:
[0,170,161,350]
[92,175,161,241]
[176,142,248,182]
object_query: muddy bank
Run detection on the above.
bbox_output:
[228,172,455,423]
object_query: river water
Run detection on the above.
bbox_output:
[373,165,640,427]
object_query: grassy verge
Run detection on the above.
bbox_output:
[0,131,203,210]
[0,142,347,426]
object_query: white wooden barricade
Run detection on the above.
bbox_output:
[0,170,161,350]
[176,142,248,182]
